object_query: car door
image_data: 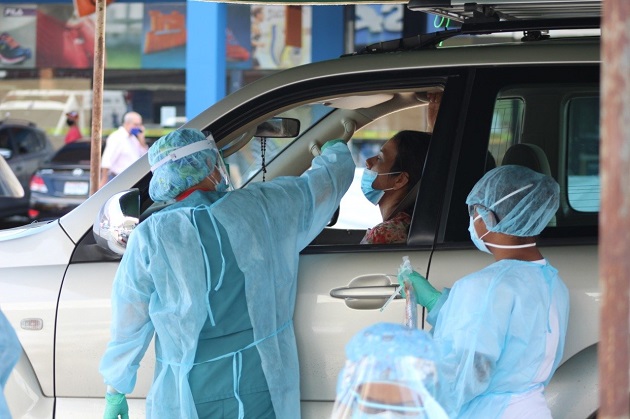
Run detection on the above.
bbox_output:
[296,72,470,417]
[426,65,601,417]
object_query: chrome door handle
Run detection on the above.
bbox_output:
[330,285,400,300]
[330,274,399,310]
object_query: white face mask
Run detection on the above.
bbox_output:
[469,215,537,253]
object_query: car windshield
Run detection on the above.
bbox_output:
[224,103,333,188]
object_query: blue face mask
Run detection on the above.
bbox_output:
[361,169,400,205]
[130,127,143,137]
[469,216,492,254]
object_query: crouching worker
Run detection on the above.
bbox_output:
[400,165,569,418]
[99,130,355,419]
[331,322,449,419]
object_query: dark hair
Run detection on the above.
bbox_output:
[389,130,431,194]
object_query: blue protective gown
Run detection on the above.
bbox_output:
[427,259,570,418]
[99,142,355,419]
[1,309,20,419]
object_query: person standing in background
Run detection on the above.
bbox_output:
[99,111,148,188]
[64,111,82,144]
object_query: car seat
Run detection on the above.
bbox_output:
[502,143,556,227]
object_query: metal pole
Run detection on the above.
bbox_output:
[599,0,630,417]
[89,0,106,196]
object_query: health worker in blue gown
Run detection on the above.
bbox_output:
[99,129,355,419]
[400,164,570,418]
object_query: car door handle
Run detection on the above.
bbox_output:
[330,285,400,300]
[330,274,400,310]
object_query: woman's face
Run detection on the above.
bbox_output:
[365,138,399,189]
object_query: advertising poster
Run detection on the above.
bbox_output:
[106,3,143,69]
[36,5,96,69]
[73,0,115,18]
[0,5,37,69]
[250,5,311,70]
[226,4,251,70]
[354,4,403,51]
[141,3,186,69]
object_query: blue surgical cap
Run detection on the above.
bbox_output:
[466,165,559,237]
[148,129,219,202]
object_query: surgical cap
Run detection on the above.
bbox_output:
[466,164,559,237]
[148,129,219,202]
[332,323,447,418]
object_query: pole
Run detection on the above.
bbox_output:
[90,0,106,196]
[599,0,630,417]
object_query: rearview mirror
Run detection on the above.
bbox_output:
[255,117,300,138]
[93,188,140,255]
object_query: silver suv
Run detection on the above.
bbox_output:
[2,7,600,418]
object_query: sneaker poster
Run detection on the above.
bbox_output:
[0,5,36,68]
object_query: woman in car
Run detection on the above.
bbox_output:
[360,130,431,244]
[399,165,569,418]
[99,129,354,419]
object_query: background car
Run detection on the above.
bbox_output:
[0,119,55,220]
[28,140,103,221]
[1,5,601,418]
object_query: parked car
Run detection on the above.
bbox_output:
[0,119,55,220]
[1,3,601,418]
[29,140,103,220]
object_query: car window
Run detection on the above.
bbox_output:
[488,97,524,166]
[331,104,437,233]
[485,83,600,230]
[0,129,11,151]
[10,127,40,155]
[566,96,599,212]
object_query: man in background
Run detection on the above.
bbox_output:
[99,111,147,188]
[64,111,82,144]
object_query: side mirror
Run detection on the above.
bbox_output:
[0,155,23,198]
[255,117,300,138]
[93,188,140,255]
[0,148,12,160]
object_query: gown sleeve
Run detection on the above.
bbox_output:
[99,221,156,394]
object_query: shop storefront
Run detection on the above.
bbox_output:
[0,1,436,147]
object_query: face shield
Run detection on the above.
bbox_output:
[332,323,449,419]
[149,130,234,201]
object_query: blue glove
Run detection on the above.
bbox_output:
[104,392,129,419]
[398,270,441,311]
[321,139,345,152]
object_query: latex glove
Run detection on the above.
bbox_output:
[398,270,441,311]
[320,139,345,152]
[104,392,129,419]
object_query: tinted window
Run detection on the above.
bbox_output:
[10,127,41,155]
[567,96,599,212]
[52,142,92,164]
[488,98,523,165]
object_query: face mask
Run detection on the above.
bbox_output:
[469,216,537,253]
[66,119,75,126]
[469,216,492,254]
[130,127,143,137]
[361,169,400,205]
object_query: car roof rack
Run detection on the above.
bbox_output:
[407,0,602,23]
[347,16,600,56]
